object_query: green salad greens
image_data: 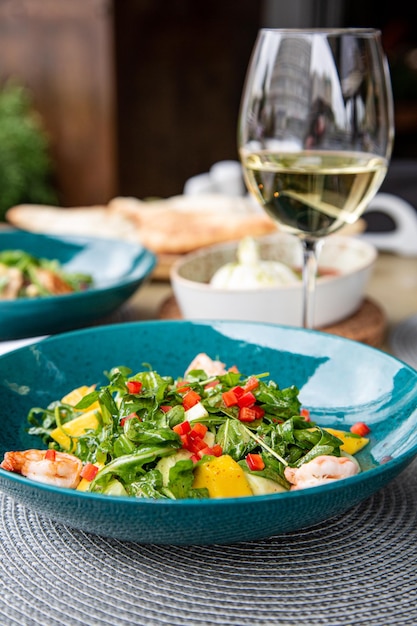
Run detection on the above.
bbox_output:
[25,357,354,499]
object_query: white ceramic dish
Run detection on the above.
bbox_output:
[170,233,377,328]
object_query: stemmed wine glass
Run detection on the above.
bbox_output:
[238,28,394,328]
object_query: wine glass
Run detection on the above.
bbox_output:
[238,28,394,328]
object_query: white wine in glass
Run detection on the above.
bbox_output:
[238,29,394,328]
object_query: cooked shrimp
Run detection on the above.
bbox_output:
[1,449,83,489]
[185,353,227,377]
[284,455,359,491]
[0,264,23,299]
[30,266,74,295]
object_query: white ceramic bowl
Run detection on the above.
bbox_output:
[170,233,377,328]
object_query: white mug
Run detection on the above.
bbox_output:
[361,193,417,256]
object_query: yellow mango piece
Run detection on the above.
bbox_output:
[76,477,92,492]
[50,409,99,451]
[193,454,253,498]
[61,385,99,412]
[324,428,369,455]
[76,463,104,492]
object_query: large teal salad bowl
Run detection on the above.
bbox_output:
[0,230,156,340]
[0,320,417,545]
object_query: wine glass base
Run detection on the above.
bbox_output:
[390,315,417,369]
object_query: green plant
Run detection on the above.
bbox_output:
[0,81,58,221]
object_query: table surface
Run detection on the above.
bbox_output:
[2,249,417,626]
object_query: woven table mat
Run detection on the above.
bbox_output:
[1,459,417,626]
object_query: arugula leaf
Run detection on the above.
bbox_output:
[89,444,179,493]
[129,469,168,499]
[216,419,254,461]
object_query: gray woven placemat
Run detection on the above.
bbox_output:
[1,458,417,626]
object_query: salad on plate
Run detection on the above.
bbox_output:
[0,353,370,498]
[0,249,93,299]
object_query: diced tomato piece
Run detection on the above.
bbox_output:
[244,376,259,392]
[173,421,191,436]
[222,389,238,407]
[190,454,200,464]
[80,463,99,481]
[300,408,311,421]
[237,391,256,408]
[228,365,239,373]
[44,449,56,461]
[160,405,172,413]
[204,379,219,390]
[238,406,257,422]
[126,380,142,394]
[182,389,201,411]
[120,412,137,427]
[246,453,265,471]
[190,422,208,439]
[350,421,371,437]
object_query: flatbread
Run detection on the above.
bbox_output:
[6,204,138,241]
[6,195,364,258]
[6,195,278,255]
[108,195,278,254]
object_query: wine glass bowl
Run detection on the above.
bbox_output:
[238,28,394,327]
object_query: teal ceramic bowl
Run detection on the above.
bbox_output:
[0,231,156,340]
[1,320,417,545]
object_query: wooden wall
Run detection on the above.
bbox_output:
[0,0,262,206]
[0,0,117,207]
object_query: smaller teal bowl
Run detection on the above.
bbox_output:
[0,230,156,340]
[1,320,417,545]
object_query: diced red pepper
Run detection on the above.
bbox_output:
[222,389,239,407]
[244,376,259,392]
[80,463,99,481]
[197,446,215,459]
[188,437,208,453]
[246,453,265,471]
[252,405,265,420]
[180,433,191,449]
[350,421,371,437]
[232,385,245,398]
[120,412,137,427]
[176,381,191,393]
[204,379,219,390]
[237,391,256,408]
[238,406,257,422]
[126,380,142,394]
[190,454,200,464]
[300,408,311,421]
[173,421,191,436]
[196,444,222,459]
[160,405,172,413]
[182,389,201,411]
[190,422,208,439]
[44,449,56,461]
[211,444,223,457]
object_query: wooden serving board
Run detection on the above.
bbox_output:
[159,296,387,348]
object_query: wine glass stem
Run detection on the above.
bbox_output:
[301,238,321,329]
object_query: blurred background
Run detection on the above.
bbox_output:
[0,0,415,214]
